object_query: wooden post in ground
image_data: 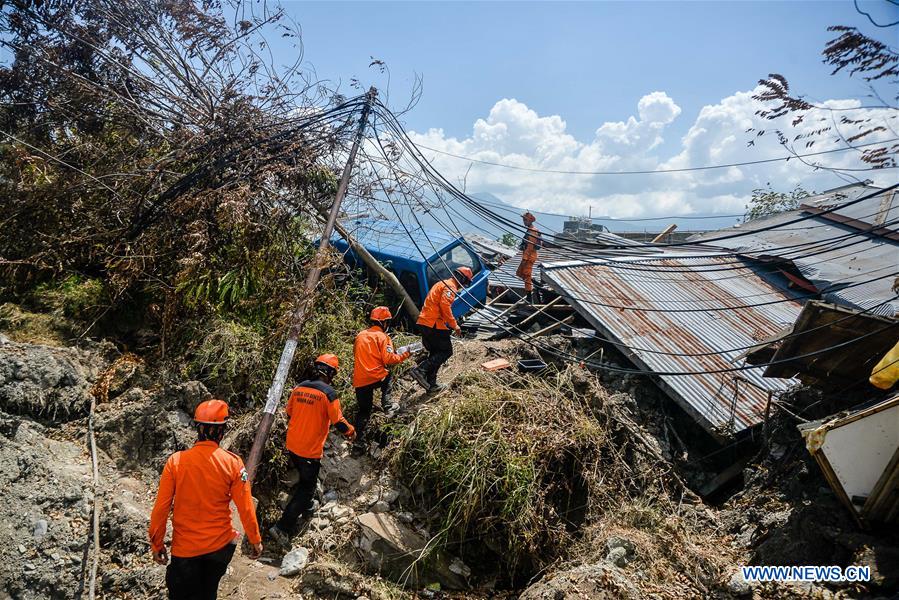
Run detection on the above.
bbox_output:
[245,87,377,481]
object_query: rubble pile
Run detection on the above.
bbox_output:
[0,314,897,599]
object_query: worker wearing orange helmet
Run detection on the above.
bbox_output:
[409,266,474,393]
[149,399,262,600]
[351,306,411,453]
[269,354,355,545]
[516,211,543,303]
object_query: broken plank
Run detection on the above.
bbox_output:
[531,315,575,338]
[517,297,563,328]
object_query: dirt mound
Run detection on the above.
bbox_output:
[0,414,93,598]
[0,339,106,423]
[519,563,642,600]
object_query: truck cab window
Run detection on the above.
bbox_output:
[426,243,482,288]
[398,270,421,305]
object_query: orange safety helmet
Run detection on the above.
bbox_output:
[454,266,474,284]
[315,353,340,371]
[369,306,392,321]
[194,399,229,425]
[522,211,536,224]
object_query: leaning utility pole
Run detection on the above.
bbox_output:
[245,87,377,481]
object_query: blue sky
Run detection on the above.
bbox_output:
[279,1,889,138]
[271,1,898,218]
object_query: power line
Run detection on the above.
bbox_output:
[362,118,899,364]
[411,137,899,175]
[372,103,899,252]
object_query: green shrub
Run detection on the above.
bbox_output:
[187,317,267,401]
[33,275,106,320]
[392,369,606,578]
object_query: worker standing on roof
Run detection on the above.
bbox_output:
[409,266,473,393]
[149,399,262,600]
[351,306,411,454]
[516,211,543,303]
[269,354,355,546]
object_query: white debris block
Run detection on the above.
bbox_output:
[279,546,310,577]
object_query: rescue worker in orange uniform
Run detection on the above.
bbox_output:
[409,266,473,393]
[515,211,543,303]
[149,399,262,600]
[352,306,411,453]
[269,354,355,545]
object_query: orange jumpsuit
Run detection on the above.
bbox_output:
[148,441,261,558]
[276,380,354,533]
[352,326,410,388]
[285,380,353,460]
[516,225,542,292]
[416,278,460,330]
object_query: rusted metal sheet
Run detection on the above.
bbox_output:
[543,253,803,438]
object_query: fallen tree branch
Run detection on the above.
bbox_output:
[326,213,420,321]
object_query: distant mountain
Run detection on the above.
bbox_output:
[356,190,742,244]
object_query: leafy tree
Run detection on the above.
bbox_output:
[749,19,897,171]
[498,232,519,247]
[744,184,813,222]
[0,0,357,340]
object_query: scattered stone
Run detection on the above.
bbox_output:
[727,571,752,596]
[606,546,628,567]
[355,512,467,589]
[604,536,635,556]
[448,557,471,578]
[309,517,330,531]
[330,505,351,520]
[17,545,25,554]
[322,490,339,503]
[371,500,389,513]
[519,563,641,600]
[380,488,400,504]
[32,519,48,541]
[278,546,309,577]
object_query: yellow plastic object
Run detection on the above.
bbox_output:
[870,340,899,390]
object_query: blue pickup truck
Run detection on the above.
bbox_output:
[329,218,489,319]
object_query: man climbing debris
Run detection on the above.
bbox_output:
[148,399,262,600]
[409,266,473,394]
[351,306,412,455]
[515,211,543,303]
[269,354,355,546]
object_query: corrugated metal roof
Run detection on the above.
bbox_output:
[689,185,899,317]
[334,217,457,261]
[803,183,899,231]
[543,252,803,438]
[488,234,658,294]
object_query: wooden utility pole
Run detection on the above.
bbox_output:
[245,87,376,481]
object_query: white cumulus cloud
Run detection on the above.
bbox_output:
[405,89,895,219]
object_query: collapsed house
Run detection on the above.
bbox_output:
[474,182,898,517]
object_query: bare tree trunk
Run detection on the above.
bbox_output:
[328,216,421,321]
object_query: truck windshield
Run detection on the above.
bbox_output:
[426,243,482,288]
